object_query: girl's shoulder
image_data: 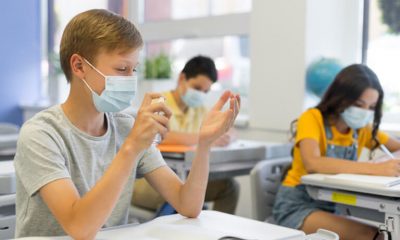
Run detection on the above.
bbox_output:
[299,108,323,124]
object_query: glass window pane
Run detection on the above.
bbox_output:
[366,0,400,121]
[143,0,251,22]
[144,36,250,113]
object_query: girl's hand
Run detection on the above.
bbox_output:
[373,159,400,176]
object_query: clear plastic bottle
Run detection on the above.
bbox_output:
[152,97,165,145]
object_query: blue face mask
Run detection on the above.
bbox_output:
[340,106,374,129]
[181,88,206,108]
[82,59,137,113]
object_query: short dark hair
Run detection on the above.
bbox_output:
[181,55,218,83]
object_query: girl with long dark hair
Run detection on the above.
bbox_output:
[273,64,400,240]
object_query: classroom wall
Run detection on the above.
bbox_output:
[0,1,42,125]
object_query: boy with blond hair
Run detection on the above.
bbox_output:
[14,9,240,239]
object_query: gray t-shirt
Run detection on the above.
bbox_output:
[13,105,166,237]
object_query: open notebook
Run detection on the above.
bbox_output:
[324,174,400,188]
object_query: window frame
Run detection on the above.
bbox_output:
[362,0,400,135]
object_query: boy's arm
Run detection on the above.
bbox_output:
[39,93,171,240]
[144,142,210,217]
[39,143,141,240]
[161,131,199,146]
[161,129,235,147]
[146,91,240,217]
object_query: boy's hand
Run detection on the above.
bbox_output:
[199,91,240,148]
[213,129,237,147]
[127,93,171,151]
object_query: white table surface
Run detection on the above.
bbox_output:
[16,210,305,240]
[302,173,400,198]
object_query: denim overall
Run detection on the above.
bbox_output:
[324,119,358,161]
[273,119,359,229]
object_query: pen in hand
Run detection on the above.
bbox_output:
[380,144,395,159]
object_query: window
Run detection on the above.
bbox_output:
[145,36,250,96]
[364,0,400,125]
[135,0,251,114]
[142,0,251,22]
[42,0,251,116]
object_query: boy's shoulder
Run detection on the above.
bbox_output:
[19,105,63,138]
[21,105,64,132]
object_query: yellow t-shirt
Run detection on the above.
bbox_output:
[163,91,207,133]
[282,108,390,187]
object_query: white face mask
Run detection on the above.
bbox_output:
[340,106,374,129]
[82,59,137,112]
[181,88,207,108]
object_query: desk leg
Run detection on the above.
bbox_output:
[381,214,400,239]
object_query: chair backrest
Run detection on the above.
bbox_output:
[0,123,19,158]
[250,157,292,222]
[0,123,19,135]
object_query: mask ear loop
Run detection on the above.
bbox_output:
[81,78,96,93]
[83,58,106,78]
[81,58,107,94]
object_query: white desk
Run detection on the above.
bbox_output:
[17,210,306,240]
[0,133,17,160]
[0,161,16,195]
[0,194,16,239]
[0,161,17,239]
[302,174,400,239]
[163,140,292,180]
[0,134,18,151]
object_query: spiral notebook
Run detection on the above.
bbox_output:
[324,174,400,188]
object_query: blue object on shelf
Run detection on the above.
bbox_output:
[306,58,343,97]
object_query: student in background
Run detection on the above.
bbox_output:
[13,9,240,239]
[133,56,239,214]
[273,64,400,240]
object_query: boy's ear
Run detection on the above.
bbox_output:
[70,53,85,79]
[178,73,186,84]
[177,73,189,95]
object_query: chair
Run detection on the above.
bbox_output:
[250,158,341,239]
[0,123,19,135]
[0,123,19,160]
[250,157,292,222]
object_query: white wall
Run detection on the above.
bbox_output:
[249,0,307,132]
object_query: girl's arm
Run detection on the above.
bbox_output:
[384,136,400,152]
[300,138,400,176]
